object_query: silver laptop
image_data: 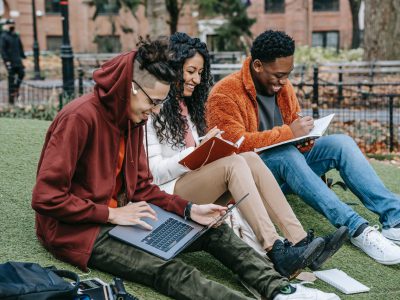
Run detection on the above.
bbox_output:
[108,193,249,260]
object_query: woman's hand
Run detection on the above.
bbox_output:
[190,203,227,226]
[107,201,157,230]
[198,126,224,147]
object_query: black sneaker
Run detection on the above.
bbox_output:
[267,237,325,279]
[295,226,349,271]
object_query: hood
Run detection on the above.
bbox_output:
[93,51,136,130]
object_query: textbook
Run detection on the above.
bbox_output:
[314,269,370,294]
[254,113,335,153]
[179,136,245,170]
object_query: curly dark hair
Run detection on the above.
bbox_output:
[136,35,177,84]
[152,32,213,149]
[251,30,295,63]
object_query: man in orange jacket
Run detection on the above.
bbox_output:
[207,30,400,265]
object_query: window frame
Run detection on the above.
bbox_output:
[312,0,340,12]
[311,30,340,51]
[45,0,61,14]
[264,0,285,14]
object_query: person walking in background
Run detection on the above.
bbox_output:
[1,19,26,105]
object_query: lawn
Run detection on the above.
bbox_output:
[1,117,400,300]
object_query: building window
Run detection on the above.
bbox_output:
[45,0,60,14]
[313,0,339,12]
[264,0,285,13]
[206,34,220,52]
[95,35,121,53]
[312,31,340,50]
[46,35,62,52]
[97,0,120,15]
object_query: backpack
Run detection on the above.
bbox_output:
[0,261,80,300]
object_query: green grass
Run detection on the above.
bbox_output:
[1,117,400,299]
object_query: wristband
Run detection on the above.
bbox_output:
[184,202,193,220]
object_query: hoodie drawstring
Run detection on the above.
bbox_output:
[145,122,150,178]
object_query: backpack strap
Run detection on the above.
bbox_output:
[52,269,80,286]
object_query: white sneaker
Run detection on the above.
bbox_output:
[274,283,340,300]
[350,225,400,265]
[382,227,400,245]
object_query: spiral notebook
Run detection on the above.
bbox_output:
[313,269,370,294]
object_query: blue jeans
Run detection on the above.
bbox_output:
[260,134,400,236]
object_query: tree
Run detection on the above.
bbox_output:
[198,0,255,51]
[165,0,189,34]
[363,0,400,60]
[146,0,170,36]
[348,0,362,49]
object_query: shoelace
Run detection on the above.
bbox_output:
[360,225,388,253]
[307,229,315,243]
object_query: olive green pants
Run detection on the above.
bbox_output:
[88,223,288,300]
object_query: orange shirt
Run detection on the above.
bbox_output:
[109,136,125,208]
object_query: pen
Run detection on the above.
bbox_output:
[198,131,225,141]
[296,112,304,118]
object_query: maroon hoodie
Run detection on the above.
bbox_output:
[32,51,188,270]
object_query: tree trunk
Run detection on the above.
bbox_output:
[348,0,361,49]
[363,0,400,60]
[166,0,179,34]
[146,0,169,37]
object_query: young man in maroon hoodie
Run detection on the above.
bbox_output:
[31,37,339,300]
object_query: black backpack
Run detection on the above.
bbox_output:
[0,261,80,300]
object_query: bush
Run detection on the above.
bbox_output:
[294,46,364,66]
[0,104,58,121]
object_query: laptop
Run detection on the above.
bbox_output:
[108,193,249,260]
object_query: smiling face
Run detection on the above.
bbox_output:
[251,55,294,96]
[182,52,204,97]
[128,80,170,123]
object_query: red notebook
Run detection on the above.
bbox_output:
[179,136,245,170]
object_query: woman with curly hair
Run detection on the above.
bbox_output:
[146,32,347,279]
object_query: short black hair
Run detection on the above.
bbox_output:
[251,30,295,63]
[136,36,177,84]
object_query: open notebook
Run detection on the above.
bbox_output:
[255,114,335,152]
[179,136,245,170]
[314,269,370,295]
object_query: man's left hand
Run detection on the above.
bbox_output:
[190,203,227,227]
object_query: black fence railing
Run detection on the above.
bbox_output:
[0,60,399,154]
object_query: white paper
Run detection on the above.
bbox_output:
[314,269,370,295]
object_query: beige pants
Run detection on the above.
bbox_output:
[174,152,307,250]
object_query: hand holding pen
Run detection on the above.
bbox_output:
[289,111,314,138]
[197,126,224,147]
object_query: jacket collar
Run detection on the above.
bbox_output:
[241,57,258,104]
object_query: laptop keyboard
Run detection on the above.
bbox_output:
[142,218,194,252]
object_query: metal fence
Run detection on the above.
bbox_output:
[0,60,399,154]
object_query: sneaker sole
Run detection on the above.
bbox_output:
[309,226,349,271]
[286,238,325,280]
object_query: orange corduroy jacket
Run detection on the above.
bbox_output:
[206,57,310,153]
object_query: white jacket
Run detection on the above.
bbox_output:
[146,115,200,194]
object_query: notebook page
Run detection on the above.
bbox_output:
[308,113,335,136]
[314,269,370,294]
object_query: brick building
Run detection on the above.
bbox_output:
[1,0,355,54]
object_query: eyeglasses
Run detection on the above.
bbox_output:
[132,80,170,108]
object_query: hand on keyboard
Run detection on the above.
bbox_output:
[107,201,157,230]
